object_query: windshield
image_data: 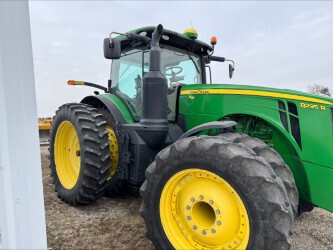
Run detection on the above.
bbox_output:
[111,46,202,92]
[110,46,202,121]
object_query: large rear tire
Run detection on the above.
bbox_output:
[140,135,294,249]
[49,103,111,205]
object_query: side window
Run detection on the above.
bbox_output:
[111,48,148,121]
[118,63,142,98]
[112,49,148,98]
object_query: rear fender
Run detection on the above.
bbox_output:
[178,121,237,140]
[81,95,126,124]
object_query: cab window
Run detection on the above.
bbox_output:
[111,46,202,121]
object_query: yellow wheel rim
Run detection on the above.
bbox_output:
[160,169,250,250]
[54,121,81,189]
[106,125,119,176]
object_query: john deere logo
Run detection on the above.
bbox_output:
[189,90,210,95]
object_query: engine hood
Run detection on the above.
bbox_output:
[181,84,333,105]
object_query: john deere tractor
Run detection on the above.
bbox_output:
[50,24,333,249]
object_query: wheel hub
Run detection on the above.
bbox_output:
[54,121,81,189]
[160,169,250,249]
[191,201,216,228]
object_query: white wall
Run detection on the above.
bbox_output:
[0,1,47,249]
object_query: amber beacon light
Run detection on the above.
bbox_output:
[211,36,217,46]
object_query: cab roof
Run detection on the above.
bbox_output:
[116,26,213,56]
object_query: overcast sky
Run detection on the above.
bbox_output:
[29,1,333,117]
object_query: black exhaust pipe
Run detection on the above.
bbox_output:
[134,24,169,148]
[140,24,168,126]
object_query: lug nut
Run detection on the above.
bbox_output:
[202,230,206,235]
[187,216,191,220]
[211,229,216,234]
[193,225,197,230]
[216,210,220,214]
[209,200,214,204]
[199,195,204,200]
[217,221,221,225]
[190,197,195,202]
[186,205,190,210]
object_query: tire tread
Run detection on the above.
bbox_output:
[49,103,110,205]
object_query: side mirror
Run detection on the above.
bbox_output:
[103,38,121,59]
[229,64,234,79]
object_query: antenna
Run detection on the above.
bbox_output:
[190,20,193,28]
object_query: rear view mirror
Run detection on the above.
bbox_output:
[103,38,121,59]
[229,64,234,79]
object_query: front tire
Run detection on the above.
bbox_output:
[219,133,299,219]
[50,103,111,205]
[140,135,294,249]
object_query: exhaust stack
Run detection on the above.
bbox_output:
[137,24,169,148]
[140,24,168,126]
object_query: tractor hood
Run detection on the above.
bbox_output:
[180,84,333,106]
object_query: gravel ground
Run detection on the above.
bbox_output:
[40,146,333,249]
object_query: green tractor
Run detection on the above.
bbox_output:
[50,24,333,249]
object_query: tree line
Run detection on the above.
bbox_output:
[308,84,331,96]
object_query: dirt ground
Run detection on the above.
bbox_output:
[40,146,333,250]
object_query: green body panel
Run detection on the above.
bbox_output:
[304,162,333,210]
[101,83,333,212]
[100,94,134,124]
[179,83,333,212]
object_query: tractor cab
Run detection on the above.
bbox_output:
[110,45,202,121]
[108,27,212,122]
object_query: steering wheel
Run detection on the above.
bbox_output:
[165,66,183,76]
